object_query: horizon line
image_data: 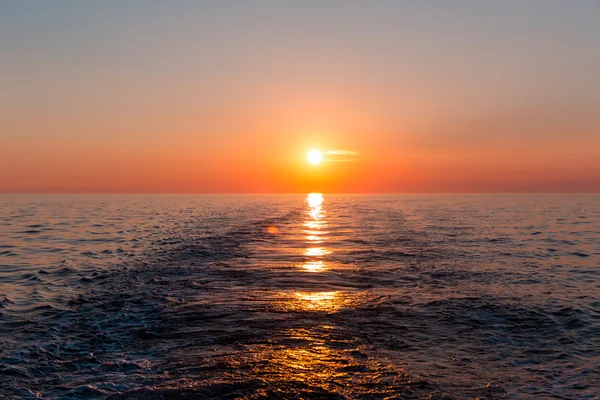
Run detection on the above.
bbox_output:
[1,191,598,195]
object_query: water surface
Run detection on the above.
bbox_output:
[1,194,599,398]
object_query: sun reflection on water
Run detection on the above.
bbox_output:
[302,193,331,272]
[305,235,323,243]
[291,291,343,312]
[304,221,326,230]
[302,261,326,272]
[307,192,324,209]
[272,290,364,313]
[223,326,412,398]
[304,247,330,257]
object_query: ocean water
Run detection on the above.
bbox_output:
[0,194,599,399]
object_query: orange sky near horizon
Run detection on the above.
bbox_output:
[1,2,599,193]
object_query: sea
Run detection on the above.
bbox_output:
[0,194,598,399]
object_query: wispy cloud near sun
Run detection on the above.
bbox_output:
[324,150,358,162]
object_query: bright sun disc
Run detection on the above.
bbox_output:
[307,150,323,165]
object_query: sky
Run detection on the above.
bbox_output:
[1,1,599,193]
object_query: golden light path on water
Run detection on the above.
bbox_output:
[303,193,329,273]
[290,193,350,314]
[238,192,403,397]
[275,291,345,312]
[302,260,326,273]
[304,247,330,257]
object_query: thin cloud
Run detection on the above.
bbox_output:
[324,150,358,162]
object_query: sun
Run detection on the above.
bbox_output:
[307,150,323,165]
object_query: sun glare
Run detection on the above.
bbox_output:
[307,150,323,165]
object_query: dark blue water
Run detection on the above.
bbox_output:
[1,194,599,399]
